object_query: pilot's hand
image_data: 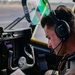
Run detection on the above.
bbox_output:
[44,70,59,75]
[44,70,53,75]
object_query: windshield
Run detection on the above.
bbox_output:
[0,0,74,43]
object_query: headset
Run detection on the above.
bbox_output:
[50,10,70,41]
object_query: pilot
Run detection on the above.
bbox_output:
[41,5,75,75]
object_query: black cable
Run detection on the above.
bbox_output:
[51,40,64,75]
[46,0,51,10]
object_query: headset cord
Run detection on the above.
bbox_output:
[57,41,69,75]
[52,40,64,75]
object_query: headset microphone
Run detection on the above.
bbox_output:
[49,10,71,54]
[50,40,63,54]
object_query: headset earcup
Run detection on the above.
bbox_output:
[55,20,70,41]
[50,10,70,41]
